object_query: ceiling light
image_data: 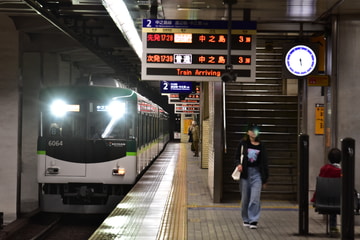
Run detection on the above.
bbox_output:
[177,7,201,11]
[102,0,142,60]
[287,0,315,17]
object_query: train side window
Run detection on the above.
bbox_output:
[152,116,155,141]
[144,115,147,144]
[150,116,153,141]
[156,117,159,139]
[143,115,147,144]
[138,114,143,146]
[148,116,151,142]
[147,116,150,142]
[150,115,153,142]
[146,115,150,144]
[128,114,135,140]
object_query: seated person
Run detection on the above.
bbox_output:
[311,148,342,235]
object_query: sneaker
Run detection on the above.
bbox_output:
[330,227,338,232]
[249,222,258,229]
[243,222,250,227]
[330,227,339,236]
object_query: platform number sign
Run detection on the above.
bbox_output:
[161,81,193,94]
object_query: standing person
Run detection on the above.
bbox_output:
[188,124,193,144]
[191,121,200,157]
[311,148,342,235]
[234,123,269,229]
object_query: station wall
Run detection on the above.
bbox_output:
[338,16,360,194]
[0,15,19,223]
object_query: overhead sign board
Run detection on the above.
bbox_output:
[307,75,329,86]
[142,19,256,82]
[163,93,200,104]
[161,81,201,114]
[142,19,257,30]
[175,103,200,114]
[160,81,193,94]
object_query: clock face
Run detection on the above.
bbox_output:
[285,45,317,77]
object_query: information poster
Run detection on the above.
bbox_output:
[315,103,324,135]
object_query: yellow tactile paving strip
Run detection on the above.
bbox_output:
[157,142,187,240]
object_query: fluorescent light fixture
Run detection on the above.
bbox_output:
[287,0,315,17]
[102,0,142,60]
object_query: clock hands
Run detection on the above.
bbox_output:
[299,58,302,66]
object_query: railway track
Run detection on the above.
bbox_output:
[0,210,106,240]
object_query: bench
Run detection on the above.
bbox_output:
[313,177,360,235]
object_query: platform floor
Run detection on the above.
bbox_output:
[90,142,360,239]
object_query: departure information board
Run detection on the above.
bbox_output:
[141,19,256,82]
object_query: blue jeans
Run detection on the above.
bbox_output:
[240,167,262,223]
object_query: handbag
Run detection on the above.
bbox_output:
[231,167,241,181]
[231,145,244,181]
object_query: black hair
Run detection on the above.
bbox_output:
[328,148,341,164]
[247,123,259,131]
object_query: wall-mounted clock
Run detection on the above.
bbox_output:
[285,45,317,77]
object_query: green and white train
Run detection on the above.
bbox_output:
[37,85,169,213]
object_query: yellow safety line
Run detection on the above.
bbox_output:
[157,145,188,240]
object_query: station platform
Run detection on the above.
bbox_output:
[89,142,360,240]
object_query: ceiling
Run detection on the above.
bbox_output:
[162,0,360,22]
[1,0,360,98]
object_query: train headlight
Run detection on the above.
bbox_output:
[50,100,67,117]
[112,167,126,176]
[108,101,125,119]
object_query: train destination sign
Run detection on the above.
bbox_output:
[142,19,256,82]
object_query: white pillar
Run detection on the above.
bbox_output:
[0,14,20,223]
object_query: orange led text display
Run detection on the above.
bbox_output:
[146,33,252,50]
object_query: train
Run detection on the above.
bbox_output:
[37,85,170,213]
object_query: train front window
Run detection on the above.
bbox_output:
[44,102,84,138]
[88,101,128,140]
